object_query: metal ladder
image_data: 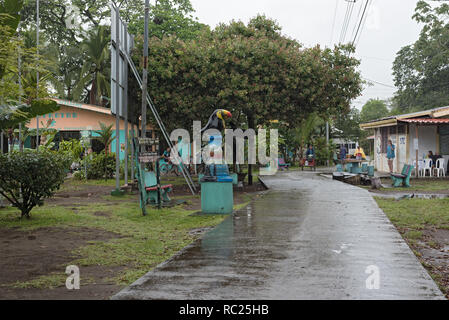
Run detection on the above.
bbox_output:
[125,51,197,195]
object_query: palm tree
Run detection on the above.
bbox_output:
[293,113,322,160]
[94,122,115,155]
[74,26,110,106]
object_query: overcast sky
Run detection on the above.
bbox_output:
[189,0,424,110]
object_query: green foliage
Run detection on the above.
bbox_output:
[74,25,110,105]
[58,139,83,162]
[360,99,390,123]
[333,107,366,143]
[0,100,59,130]
[130,15,362,133]
[127,0,208,41]
[94,122,115,155]
[0,149,70,218]
[87,151,116,180]
[72,170,86,181]
[393,1,449,112]
[314,136,335,165]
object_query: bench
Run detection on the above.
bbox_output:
[278,158,290,170]
[390,164,414,188]
[143,171,173,203]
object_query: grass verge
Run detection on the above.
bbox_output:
[375,197,449,298]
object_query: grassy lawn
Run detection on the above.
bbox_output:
[0,176,263,296]
[376,197,449,298]
[362,177,449,193]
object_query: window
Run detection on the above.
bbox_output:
[398,125,405,134]
[389,126,396,135]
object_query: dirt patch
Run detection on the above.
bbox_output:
[48,185,114,206]
[403,228,449,298]
[0,227,123,300]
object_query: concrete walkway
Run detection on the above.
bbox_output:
[112,171,444,300]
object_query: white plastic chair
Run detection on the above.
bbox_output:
[434,158,446,177]
[413,160,423,177]
[420,159,432,177]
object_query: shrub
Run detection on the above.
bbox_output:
[58,139,83,163]
[87,151,116,179]
[314,137,335,166]
[0,150,70,218]
[72,170,86,181]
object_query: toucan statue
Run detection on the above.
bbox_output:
[201,109,232,134]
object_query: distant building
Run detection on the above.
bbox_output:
[25,98,154,160]
[360,106,449,173]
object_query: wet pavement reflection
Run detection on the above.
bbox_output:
[113,172,444,300]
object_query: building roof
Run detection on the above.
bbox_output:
[51,98,112,116]
[399,118,449,124]
[360,105,449,129]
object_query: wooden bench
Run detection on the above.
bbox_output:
[390,164,414,188]
[278,158,290,170]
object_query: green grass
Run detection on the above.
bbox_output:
[375,197,449,230]
[373,178,449,192]
[376,197,449,298]
[0,190,228,288]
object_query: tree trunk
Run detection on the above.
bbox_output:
[90,78,97,105]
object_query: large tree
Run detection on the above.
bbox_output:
[393,0,449,113]
[360,99,389,123]
[132,15,363,133]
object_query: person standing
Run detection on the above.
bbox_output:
[340,145,347,164]
[387,140,395,173]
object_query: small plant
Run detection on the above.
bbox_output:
[87,151,116,179]
[0,149,70,218]
[72,170,86,181]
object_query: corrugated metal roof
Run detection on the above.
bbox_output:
[399,118,449,124]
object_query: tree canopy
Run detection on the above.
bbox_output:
[360,99,389,123]
[132,15,363,132]
[393,0,449,113]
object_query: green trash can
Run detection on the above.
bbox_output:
[368,165,375,177]
[200,181,234,214]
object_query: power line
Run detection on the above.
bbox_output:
[351,0,369,46]
[340,0,356,43]
[354,0,372,47]
[329,0,339,46]
[363,77,396,88]
[339,1,351,43]
[350,0,364,42]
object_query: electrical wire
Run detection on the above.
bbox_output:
[329,0,339,46]
[353,0,372,47]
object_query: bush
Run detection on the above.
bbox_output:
[0,150,70,218]
[72,170,86,181]
[314,137,335,166]
[87,151,116,179]
[58,139,83,163]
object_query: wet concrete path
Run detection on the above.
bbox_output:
[113,171,444,299]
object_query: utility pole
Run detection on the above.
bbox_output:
[18,22,22,152]
[115,5,120,192]
[124,24,129,186]
[36,0,40,150]
[141,0,150,139]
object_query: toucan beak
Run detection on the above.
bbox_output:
[225,111,232,118]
